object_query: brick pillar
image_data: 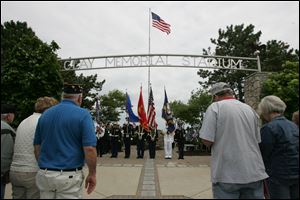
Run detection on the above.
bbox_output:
[244,72,270,112]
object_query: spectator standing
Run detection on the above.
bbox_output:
[1,104,16,199]
[10,97,58,199]
[258,95,299,199]
[34,84,97,198]
[199,82,268,199]
[292,110,299,127]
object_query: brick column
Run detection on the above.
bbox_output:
[244,72,270,111]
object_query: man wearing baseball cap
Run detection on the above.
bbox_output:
[34,83,97,198]
[199,82,268,199]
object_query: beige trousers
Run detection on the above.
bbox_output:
[10,171,40,199]
[36,169,84,199]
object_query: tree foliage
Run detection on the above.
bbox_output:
[61,69,105,110]
[198,24,298,102]
[1,21,63,126]
[259,40,299,72]
[98,89,126,123]
[170,90,211,126]
[261,61,299,119]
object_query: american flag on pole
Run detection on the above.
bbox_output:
[151,12,171,35]
[147,87,157,129]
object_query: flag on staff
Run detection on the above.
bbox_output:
[147,87,158,129]
[126,93,139,123]
[138,87,149,131]
[162,88,176,133]
[151,12,171,35]
[95,98,100,122]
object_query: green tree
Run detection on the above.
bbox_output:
[98,89,126,123]
[198,24,298,101]
[170,90,211,126]
[1,20,63,126]
[261,61,299,119]
[170,100,189,122]
[61,69,105,110]
[260,40,298,72]
[198,24,262,101]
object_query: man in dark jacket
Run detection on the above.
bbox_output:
[1,104,16,199]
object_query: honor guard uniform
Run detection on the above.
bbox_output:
[122,123,134,158]
[175,120,186,159]
[96,123,105,157]
[147,128,158,159]
[136,125,147,159]
[110,123,121,158]
[164,130,174,159]
[103,123,111,154]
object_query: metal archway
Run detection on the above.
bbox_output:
[59,53,261,72]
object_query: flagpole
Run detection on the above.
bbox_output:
[148,8,151,105]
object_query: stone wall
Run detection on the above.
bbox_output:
[244,72,270,111]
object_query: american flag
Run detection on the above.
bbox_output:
[151,12,171,35]
[147,87,158,129]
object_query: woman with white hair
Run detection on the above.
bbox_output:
[258,95,299,199]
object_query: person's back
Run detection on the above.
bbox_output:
[200,82,268,199]
[35,100,94,168]
[33,84,97,199]
[10,97,58,199]
[1,103,16,199]
[258,95,299,199]
[260,116,299,178]
[204,98,267,183]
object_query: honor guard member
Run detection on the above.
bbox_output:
[103,123,112,154]
[175,120,186,159]
[110,123,121,158]
[122,122,134,158]
[164,130,175,159]
[147,128,158,159]
[136,125,147,159]
[96,122,105,157]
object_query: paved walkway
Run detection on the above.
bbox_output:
[5,146,212,199]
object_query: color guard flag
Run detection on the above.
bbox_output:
[126,93,139,123]
[147,87,158,129]
[162,88,176,133]
[138,87,149,131]
[151,12,171,35]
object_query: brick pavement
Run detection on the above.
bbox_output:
[5,145,212,199]
[94,145,211,199]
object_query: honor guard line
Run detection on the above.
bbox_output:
[60,53,262,72]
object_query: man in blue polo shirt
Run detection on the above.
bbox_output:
[34,83,97,199]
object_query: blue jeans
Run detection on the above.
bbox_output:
[212,180,264,199]
[267,177,299,199]
[0,181,6,199]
